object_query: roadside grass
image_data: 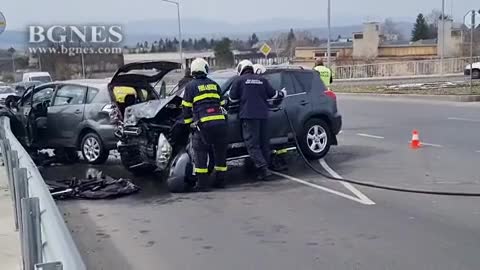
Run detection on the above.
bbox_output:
[334,82,480,95]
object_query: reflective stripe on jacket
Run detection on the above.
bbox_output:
[182,76,226,125]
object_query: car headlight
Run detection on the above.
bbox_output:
[124,107,137,126]
[156,133,172,171]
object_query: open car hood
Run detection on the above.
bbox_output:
[127,94,181,119]
[111,61,181,84]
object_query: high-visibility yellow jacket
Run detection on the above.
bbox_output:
[314,65,333,87]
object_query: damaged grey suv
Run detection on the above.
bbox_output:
[114,61,342,193]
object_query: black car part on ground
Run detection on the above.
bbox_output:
[283,109,480,197]
[48,171,140,200]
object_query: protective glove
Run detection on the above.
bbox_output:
[280,88,287,98]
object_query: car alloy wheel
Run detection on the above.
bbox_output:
[83,137,101,162]
[306,125,328,154]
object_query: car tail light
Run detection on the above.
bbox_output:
[324,89,337,100]
[102,104,121,124]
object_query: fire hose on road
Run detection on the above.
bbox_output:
[283,110,480,197]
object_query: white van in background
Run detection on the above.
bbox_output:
[22,72,52,83]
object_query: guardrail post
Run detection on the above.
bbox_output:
[9,150,19,230]
[21,197,42,270]
[14,168,28,234]
[35,262,63,270]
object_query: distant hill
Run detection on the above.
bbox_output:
[0,18,413,49]
[0,30,25,49]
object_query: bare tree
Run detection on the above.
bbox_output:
[382,18,404,41]
[269,32,288,57]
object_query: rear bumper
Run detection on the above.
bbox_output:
[95,125,117,150]
[331,113,342,135]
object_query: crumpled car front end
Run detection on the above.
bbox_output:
[115,95,190,174]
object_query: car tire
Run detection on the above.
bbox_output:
[80,132,109,165]
[298,118,331,160]
[473,69,480,79]
[119,148,155,175]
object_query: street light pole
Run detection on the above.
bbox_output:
[161,0,183,69]
[11,54,15,74]
[327,0,331,67]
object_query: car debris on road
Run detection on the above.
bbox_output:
[48,170,140,200]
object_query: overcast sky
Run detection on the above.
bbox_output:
[1,0,477,30]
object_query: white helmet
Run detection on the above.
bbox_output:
[190,58,209,76]
[253,64,267,74]
[236,60,254,75]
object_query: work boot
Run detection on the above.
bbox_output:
[212,172,226,189]
[193,174,211,192]
[269,156,288,172]
[256,166,273,181]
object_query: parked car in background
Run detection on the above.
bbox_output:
[12,81,43,96]
[22,72,52,83]
[0,86,19,104]
[464,62,480,79]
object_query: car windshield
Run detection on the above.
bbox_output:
[7,2,480,270]
[30,76,52,83]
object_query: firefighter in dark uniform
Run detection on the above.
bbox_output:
[182,58,228,192]
[229,60,286,180]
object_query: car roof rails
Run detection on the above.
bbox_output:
[266,65,305,70]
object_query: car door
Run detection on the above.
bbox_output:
[47,84,87,146]
[16,85,56,145]
[262,72,290,143]
[221,79,243,146]
[284,71,314,134]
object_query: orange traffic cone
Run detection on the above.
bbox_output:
[410,130,421,149]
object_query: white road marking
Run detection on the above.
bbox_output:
[421,142,444,148]
[448,117,480,122]
[272,171,373,205]
[356,133,385,139]
[408,141,444,148]
[319,159,376,205]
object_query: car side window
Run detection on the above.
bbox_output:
[292,71,313,92]
[263,72,282,90]
[86,87,100,104]
[53,85,87,106]
[27,86,55,106]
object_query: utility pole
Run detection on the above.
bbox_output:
[327,0,331,67]
[440,0,446,74]
[469,10,475,91]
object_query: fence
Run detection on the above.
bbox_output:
[334,57,480,79]
[0,116,86,270]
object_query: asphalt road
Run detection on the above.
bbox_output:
[41,95,480,270]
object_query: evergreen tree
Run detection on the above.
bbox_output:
[214,37,234,68]
[411,13,430,41]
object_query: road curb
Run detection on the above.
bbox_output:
[337,93,480,102]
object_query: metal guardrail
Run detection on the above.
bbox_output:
[334,57,480,79]
[0,116,86,270]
